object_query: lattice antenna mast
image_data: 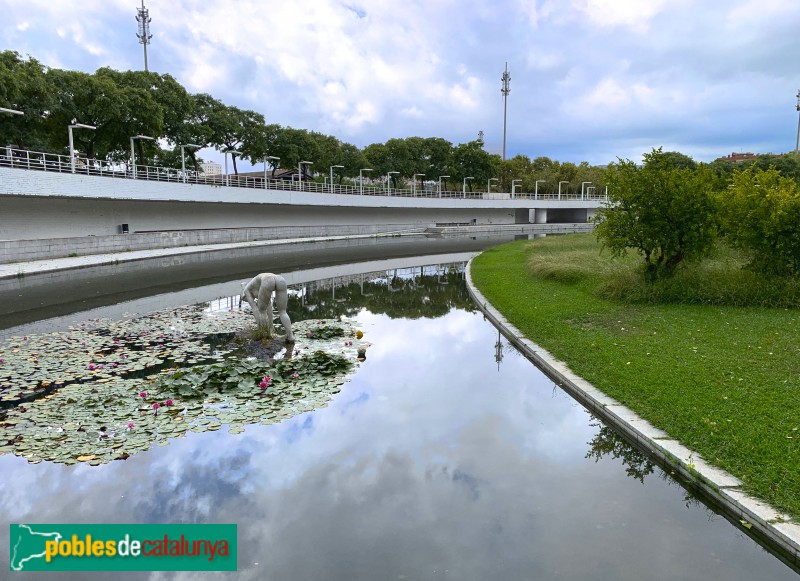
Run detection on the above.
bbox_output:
[501,62,511,160]
[136,0,153,72]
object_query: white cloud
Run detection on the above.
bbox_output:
[2,0,800,162]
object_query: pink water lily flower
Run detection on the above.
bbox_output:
[127,422,135,429]
[88,364,95,370]
[164,399,174,407]
[292,372,299,380]
[139,391,147,399]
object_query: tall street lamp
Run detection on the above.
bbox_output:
[535,179,545,200]
[223,149,240,187]
[330,165,344,193]
[0,107,23,116]
[387,171,399,195]
[487,177,499,194]
[413,173,425,196]
[581,181,592,200]
[359,168,372,195]
[130,135,154,180]
[558,181,569,200]
[180,144,201,184]
[298,161,313,189]
[511,179,522,198]
[264,155,279,188]
[438,175,450,198]
[463,176,474,198]
[69,123,96,174]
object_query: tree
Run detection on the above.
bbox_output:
[720,167,800,275]
[240,122,282,174]
[271,126,316,171]
[594,148,718,281]
[207,103,265,175]
[0,51,53,150]
[450,139,493,190]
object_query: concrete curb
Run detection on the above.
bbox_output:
[0,230,423,281]
[465,258,800,571]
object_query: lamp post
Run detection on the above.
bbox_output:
[511,179,522,198]
[535,179,545,200]
[68,123,97,174]
[387,171,399,195]
[298,161,313,189]
[130,134,154,180]
[223,149,240,187]
[180,143,201,184]
[0,107,23,116]
[438,175,450,198]
[359,168,372,195]
[413,173,425,196]
[264,155,279,188]
[330,164,344,193]
[487,177,499,194]
[558,180,569,200]
[463,176,474,198]
[581,181,592,200]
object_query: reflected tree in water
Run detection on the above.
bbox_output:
[288,270,474,322]
[585,423,655,483]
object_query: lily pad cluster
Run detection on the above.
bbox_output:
[0,307,367,466]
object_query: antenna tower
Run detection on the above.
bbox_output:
[136,0,153,72]
[501,63,511,160]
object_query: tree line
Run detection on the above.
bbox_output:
[1,50,616,193]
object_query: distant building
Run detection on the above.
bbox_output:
[201,161,222,175]
[719,152,758,163]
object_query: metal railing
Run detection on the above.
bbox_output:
[0,147,609,202]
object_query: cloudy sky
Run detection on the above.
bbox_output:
[2,0,799,165]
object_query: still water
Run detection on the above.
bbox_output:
[0,238,796,580]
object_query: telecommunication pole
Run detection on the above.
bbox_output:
[136,0,153,72]
[501,63,511,160]
[795,89,800,158]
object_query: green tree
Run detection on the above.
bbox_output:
[450,139,494,191]
[594,148,718,281]
[271,126,316,171]
[720,167,800,275]
[207,103,265,174]
[0,51,53,150]
[240,122,283,175]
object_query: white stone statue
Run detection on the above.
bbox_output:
[240,273,294,342]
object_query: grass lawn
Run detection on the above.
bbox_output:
[471,234,800,519]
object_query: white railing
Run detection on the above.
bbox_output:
[0,147,609,202]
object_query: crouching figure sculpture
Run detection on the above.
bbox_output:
[240,273,294,342]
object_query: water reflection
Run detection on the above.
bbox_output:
[585,421,656,484]
[0,262,797,580]
[285,263,472,321]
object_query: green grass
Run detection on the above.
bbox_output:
[472,234,800,519]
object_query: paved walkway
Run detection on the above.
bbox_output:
[0,231,420,281]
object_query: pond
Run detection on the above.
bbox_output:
[0,237,797,579]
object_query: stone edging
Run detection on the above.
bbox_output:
[465,258,800,571]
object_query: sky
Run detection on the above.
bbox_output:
[2,0,800,166]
